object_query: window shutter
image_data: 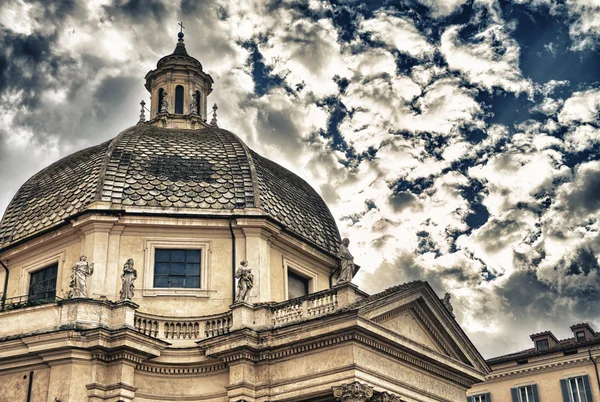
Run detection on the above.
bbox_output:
[583,375,594,402]
[511,388,519,402]
[486,392,492,402]
[532,384,540,402]
[561,379,570,402]
[466,397,473,402]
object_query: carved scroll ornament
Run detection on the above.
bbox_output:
[332,381,374,402]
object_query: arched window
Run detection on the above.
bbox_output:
[175,85,184,114]
[195,90,201,115]
[158,88,165,113]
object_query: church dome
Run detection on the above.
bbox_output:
[0,125,341,255]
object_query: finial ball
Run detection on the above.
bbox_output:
[178,31,184,39]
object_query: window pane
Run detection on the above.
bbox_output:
[171,263,185,275]
[155,262,170,275]
[288,271,309,299]
[186,263,199,276]
[29,264,58,300]
[156,249,170,262]
[154,275,169,287]
[171,249,186,262]
[171,276,184,287]
[186,250,200,262]
[185,277,200,288]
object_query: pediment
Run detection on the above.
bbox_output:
[357,282,488,372]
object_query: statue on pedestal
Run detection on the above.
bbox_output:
[442,292,455,317]
[336,238,355,284]
[190,92,199,115]
[160,93,169,113]
[235,260,253,303]
[119,258,137,301]
[70,255,94,298]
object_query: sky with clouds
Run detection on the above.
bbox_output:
[1,0,600,359]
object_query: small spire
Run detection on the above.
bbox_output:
[138,100,146,123]
[178,22,185,42]
[210,103,218,127]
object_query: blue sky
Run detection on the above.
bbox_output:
[1,0,600,358]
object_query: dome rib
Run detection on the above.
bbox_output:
[0,126,341,255]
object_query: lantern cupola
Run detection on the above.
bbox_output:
[144,26,214,128]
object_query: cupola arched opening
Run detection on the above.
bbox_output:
[175,85,184,114]
[195,90,201,115]
[158,88,165,113]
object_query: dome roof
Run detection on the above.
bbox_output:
[0,125,341,255]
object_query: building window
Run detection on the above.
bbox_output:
[536,339,549,351]
[195,90,201,115]
[28,263,58,301]
[513,385,539,402]
[175,85,184,114]
[562,376,593,402]
[287,270,309,299]
[158,88,165,112]
[470,394,490,402]
[576,331,586,342]
[154,249,201,288]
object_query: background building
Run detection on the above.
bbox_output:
[468,323,600,402]
[0,31,489,402]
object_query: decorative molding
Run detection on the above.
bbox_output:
[216,330,473,387]
[487,356,590,380]
[332,381,374,402]
[136,362,227,375]
[91,351,145,364]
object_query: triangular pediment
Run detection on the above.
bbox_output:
[356,282,488,373]
[373,306,447,355]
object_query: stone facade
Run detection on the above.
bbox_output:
[0,32,489,402]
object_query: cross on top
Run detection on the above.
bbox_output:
[178,22,185,33]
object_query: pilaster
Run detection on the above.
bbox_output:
[73,215,119,298]
[239,220,281,303]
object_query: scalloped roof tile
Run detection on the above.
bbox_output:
[0,125,341,255]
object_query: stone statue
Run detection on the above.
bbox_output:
[332,381,374,402]
[119,258,137,301]
[336,238,355,284]
[160,92,169,113]
[235,260,253,303]
[442,292,455,317]
[70,255,94,298]
[190,92,198,115]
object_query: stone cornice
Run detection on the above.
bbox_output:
[486,355,591,381]
[136,361,227,375]
[202,325,477,387]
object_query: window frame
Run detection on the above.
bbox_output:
[153,249,201,289]
[564,376,592,402]
[283,257,318,300]
[470,393,489,402]
[536,339,549,351]
[20,251,65,300]
[576,331,586,342]
[175,85,184,114]
[143,239,211,297]
[28,263,58,301]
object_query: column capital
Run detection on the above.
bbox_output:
[372,392,403,402]
[332,381,374,402]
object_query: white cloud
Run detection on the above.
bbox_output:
[558,88,600,124]
[441,24,532,94]
[358,11,434,58]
